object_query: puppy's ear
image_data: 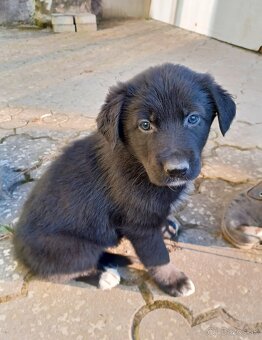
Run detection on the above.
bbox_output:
[97,83,126,147]
[203,75,236,135]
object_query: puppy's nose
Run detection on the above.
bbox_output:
[164,160,189,178]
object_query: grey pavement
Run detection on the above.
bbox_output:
[0,19,262,339]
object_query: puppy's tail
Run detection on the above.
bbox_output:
[98,252,135,290]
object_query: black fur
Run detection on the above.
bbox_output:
[13,64,236,295]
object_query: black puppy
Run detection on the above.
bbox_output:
[13,64,236,296]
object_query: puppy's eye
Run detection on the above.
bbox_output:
[138,120,152,132]
[186,113,200,126]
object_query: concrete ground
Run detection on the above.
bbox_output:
[0,19,262,339]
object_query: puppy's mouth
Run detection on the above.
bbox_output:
[147,172,189,187]
[150,171,198,188]
[166,177,188,187]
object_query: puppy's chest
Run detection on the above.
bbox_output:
[109,190,179,228]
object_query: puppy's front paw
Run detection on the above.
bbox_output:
[149,263,195,297]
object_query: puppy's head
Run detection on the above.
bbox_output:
[97,64,236,187]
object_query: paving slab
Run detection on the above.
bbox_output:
[0,134,58,171]
[0,239,26,301]
[177,180,253,247]
[0,181,35,225]
[214,121,262,149]
[139,308,262,340]
[147,245,262,321]
[202,147,262,183]
[0,273,144,340]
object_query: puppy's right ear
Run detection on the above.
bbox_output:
[201,74,236,136]
[97,83,126,148]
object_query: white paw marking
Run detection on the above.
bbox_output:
[181,279,195,297]
[98,267,121,290]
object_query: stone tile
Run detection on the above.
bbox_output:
[0,119,27,130]
[15,126,79,141]
[0,279,144,340]
[214,122,262,149]
[0,164,25,200]
[237,102,262,124]
[0,134,58,171]
[59,116,96,131]
[148,244,262,326]
[0,239,25,300]
[0,129,13,141]
[202,139,217,159]
[0,114,11,124]
[0,134,60,225]
[0,107,23,118]
[11,108,54,123]
[0,182,35,225]
[139,308,262,340]
[177,180,251,247]
[202,147,262,183]
[41,113,69,125]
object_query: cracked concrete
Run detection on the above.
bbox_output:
[0,19,262,339]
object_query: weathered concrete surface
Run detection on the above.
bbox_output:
[0,0,34,25]
[177,180,242,247]
[0,19,262,339]
[148,245,262,320]
[0,240,25,300]
[0,270,144,339]
[139,309,262,340]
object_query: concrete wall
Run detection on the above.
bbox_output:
[150,0,262,51]
[0,0,35,24]
[101,0,151,19]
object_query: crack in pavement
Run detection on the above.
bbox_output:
[131,283,262,339]
[0,272,31,304]
[210,142,262,153]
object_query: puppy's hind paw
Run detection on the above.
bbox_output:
[98,267,121,290]
[178,277,195,297]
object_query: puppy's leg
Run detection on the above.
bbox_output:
[128,230,195,297]
[97,252,132,290]
[162,215,181,240]
[14,232,103,282]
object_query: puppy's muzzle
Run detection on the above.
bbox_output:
[163,159,189,178]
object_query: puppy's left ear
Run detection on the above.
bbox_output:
[97,83,126,148]
[203,75,236,136]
